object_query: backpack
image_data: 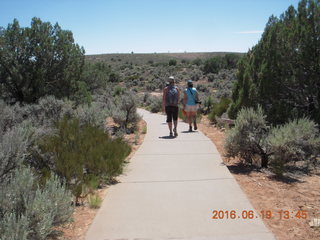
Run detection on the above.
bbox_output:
[166,86,179,106]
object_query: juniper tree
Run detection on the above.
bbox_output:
[0,18,85,103]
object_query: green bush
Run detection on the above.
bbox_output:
[192,58,202,66]
[38,117,131,202]
[81,62,111,92]
[168,59,177,66]
[208,97,231,122]
[88,194,102,209]
[267,118,320,176]
[224,106,270,167]
[113,86,126,96]
[201,95,214,114]
[112,93,140,131]
[203,56,226,74]
[0,167,74,240]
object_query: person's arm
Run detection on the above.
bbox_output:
[183,90,187,107]
[162,87,167,113]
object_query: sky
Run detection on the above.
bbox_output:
[0,0,301,55]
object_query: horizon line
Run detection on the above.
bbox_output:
[85,51,247,56]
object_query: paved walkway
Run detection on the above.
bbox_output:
[86,109,275,240]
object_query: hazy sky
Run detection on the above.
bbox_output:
[1,0,300,55]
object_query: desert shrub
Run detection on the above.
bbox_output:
[109,72,120,82]
[0,101,24,133]
[21,96,74,128]
[267,118,320,176]
[146,82,157,91]
[146,95,162,113]
[224,106,270,167]
[113,86,126,96]
[207,73,215,82]
[88,194,102,209]
[224,53,241,69]
[112,93,140,131]
[202,96,214,114]
[71,80,92,106]
[192,58,202,66]
[196,84,208,93]
[81,62,111,92]
[0,167,73,240]
[0,212,29,240]
[168,59,177,66]
[181,59,189,64]
[0,122,33,181]
[191,70,202,81]
[203,56,226,74]
[74,102,108,129]
[208,98,231,122]
[142,93,151,105]
[38,117,131,202]
[92,89,116,116]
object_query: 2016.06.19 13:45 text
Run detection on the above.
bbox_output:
[212,210,309,220]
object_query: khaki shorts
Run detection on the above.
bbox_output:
[185,105,198,112]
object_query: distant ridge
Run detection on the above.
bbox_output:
[85,52,245,64]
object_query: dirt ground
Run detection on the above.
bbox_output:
[59,115,319,240]
[197,116,320,240]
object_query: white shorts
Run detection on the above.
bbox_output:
[185,105,198,112]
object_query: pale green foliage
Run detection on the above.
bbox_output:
[224,106,270,166]
[113,92,140,131]
[267,118,320,176]
[0,213,29,240]
[75,102,108,128]
[88,194,102,209]
[0,100,19,132]
[0,167,73,240]
[145,95,162,113]
[0,122,32,180]
[23,96,74,127]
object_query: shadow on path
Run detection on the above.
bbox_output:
[159,136,176,139]
[181,130,198,133]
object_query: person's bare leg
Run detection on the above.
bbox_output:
[173,120,178,136]
[193,113,198,130]
[187,113,192,131]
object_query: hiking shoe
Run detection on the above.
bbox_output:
[169,132,173,137]
[194,121,198,130]
[173,128,178,137]
[189,126,192,132]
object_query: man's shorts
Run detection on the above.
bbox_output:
[165,106,178,123]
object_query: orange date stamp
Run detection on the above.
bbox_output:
[212,210,309,220]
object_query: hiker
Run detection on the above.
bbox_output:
[183,80,200,132]
[162,76,180,137]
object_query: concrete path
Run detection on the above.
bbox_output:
[86,109,275,240]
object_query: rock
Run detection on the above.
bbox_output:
[309,218,320,228]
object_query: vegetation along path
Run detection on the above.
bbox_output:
[85,109,275,240]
